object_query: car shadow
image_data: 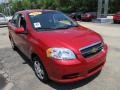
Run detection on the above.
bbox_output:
[16,48,101,90]
[15,48,33,69]
[47,71,101,90]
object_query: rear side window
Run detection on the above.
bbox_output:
[12,13,19,27]
[19,15,27,30]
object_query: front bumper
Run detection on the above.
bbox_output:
[113,17,120,21]
[47,44,108,83]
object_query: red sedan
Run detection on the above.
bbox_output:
[113,11,120,23]
[81,12,97,21]
[8,9,108,83]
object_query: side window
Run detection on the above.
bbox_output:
[19,15,27,30]
[12,13,19,27]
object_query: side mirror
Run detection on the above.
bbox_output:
[15,27,25,34]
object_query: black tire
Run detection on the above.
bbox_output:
[113,20,117,24]
[10,38,17,50]
[87,19,92,22]
[32,56,49,83]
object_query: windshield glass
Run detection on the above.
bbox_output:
[29,11,79,31]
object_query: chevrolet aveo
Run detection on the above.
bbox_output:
[8,9,108,83]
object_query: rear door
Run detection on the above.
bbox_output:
[8,13,23,50]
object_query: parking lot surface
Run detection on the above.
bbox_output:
[0,22,120,90]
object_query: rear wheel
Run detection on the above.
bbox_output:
[32,56,49,83]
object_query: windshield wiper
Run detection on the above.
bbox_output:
[37,27,54,29]
[54,25,79,29]
[35,27,55,31]
[35,25,79,31]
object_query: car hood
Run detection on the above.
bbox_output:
[33,26,102,54]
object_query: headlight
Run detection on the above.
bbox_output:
[46,48,76,60]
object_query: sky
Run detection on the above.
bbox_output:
[0,0,2,3]
[0,0,9,4]
[0,0,5,4]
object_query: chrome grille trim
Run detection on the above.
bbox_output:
[79,41,103,58]
[79,41,102,51]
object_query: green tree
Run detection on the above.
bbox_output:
[0,5,3,12]
[109,0,120,13]
[9,0,120,14]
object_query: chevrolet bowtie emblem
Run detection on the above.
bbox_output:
[91,48,98,53]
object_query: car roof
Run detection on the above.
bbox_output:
[18,9,55,14]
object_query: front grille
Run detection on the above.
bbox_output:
[80,42,103,58]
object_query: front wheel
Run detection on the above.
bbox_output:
[33,56,49,83]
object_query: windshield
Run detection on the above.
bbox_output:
[29,11,79,31]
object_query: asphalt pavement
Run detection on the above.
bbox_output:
[0,22,120,90]
[0,74,7,90]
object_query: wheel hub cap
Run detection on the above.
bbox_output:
[34,61,44,80]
